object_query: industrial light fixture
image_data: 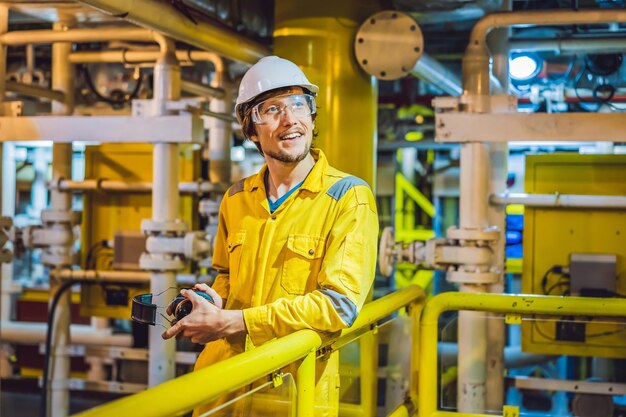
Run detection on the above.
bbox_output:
[509,53,542,82]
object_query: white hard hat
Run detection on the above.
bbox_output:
[235,56,319,124]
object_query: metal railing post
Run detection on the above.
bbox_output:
[296,350,316,417]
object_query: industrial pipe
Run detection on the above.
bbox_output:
[438,343,555,369]
[51,269,150,283]
[470,10,626,51]
[6,80,66,103]
[412,53,463,96]
[68,49,227,99]
[0,27,155,45]
[484,4,510,409]
[47,21,75,417]
[0,321,132,346]
[78,0,269,65]
[147,38,181,388]
[206,54,232,184]
[454,8,626,414]
[50,179,228,194]
[180,79,225,100]
[490,192,626,209]
[509,36,626,55]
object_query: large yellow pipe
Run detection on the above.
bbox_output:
[418,292,626,417]
[273,1,379,188]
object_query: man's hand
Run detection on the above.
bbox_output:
[192,283,224,309]
[161,288,245,344]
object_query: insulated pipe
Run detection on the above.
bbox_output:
[509,36,626,55]
[490,192,626,208]
[412,53,463,97]
[148,39,181,388]
[48,21,75,417]
[78,0,269,65]
[0,321,132,346]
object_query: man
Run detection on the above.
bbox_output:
[162,56,379,416]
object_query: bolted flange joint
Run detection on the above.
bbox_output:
[442,225,502,285]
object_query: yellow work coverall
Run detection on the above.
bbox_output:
[193,148,379,416]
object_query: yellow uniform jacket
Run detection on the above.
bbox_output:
[193,148,378,416]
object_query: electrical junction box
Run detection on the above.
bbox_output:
[80,144,199,319]
[569,253,617,297]
[521,154,626,359]
[113,230,147,271]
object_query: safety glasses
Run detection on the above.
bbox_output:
[251,93,316,125]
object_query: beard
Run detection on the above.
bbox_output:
[263,141,312,163]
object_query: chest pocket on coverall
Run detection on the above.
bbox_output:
[227,231,246,285]
[282,234,325,295]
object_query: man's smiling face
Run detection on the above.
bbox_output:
[250,86,315,164]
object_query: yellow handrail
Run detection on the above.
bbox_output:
[73,285,425,417]
[418,292,626,417]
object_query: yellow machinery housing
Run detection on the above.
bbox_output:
[521,153,626,358]
[80,143,200,319]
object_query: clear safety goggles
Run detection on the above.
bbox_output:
[251,94,316,125]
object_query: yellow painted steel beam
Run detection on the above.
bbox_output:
[77,0,269,64]
[396,173,436,218]
[418,292,626,417]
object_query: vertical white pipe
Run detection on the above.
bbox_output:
[149,43,180,387]
[49,21,74,417]
[0,4,13,379]
[484,1,511,408]
[456,35,492,414]
[31,147,49,218]
[85,317,109,381]
[207,59,232,184]
[0,8,12,371]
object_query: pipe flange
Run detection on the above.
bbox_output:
[139,253,186,272]
[0,217,12,228]
[445,226,500,243]
[378,227,396,277]
[41,209,82,225]
[141,219,188,235]
[355,11,424,80]
[0,249,12,263]
[40,251,76,268]
[446,270,500,284]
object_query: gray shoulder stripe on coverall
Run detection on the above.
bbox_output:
[228,179,245,197]
[326,176,369,201]
[319,288,358,326]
